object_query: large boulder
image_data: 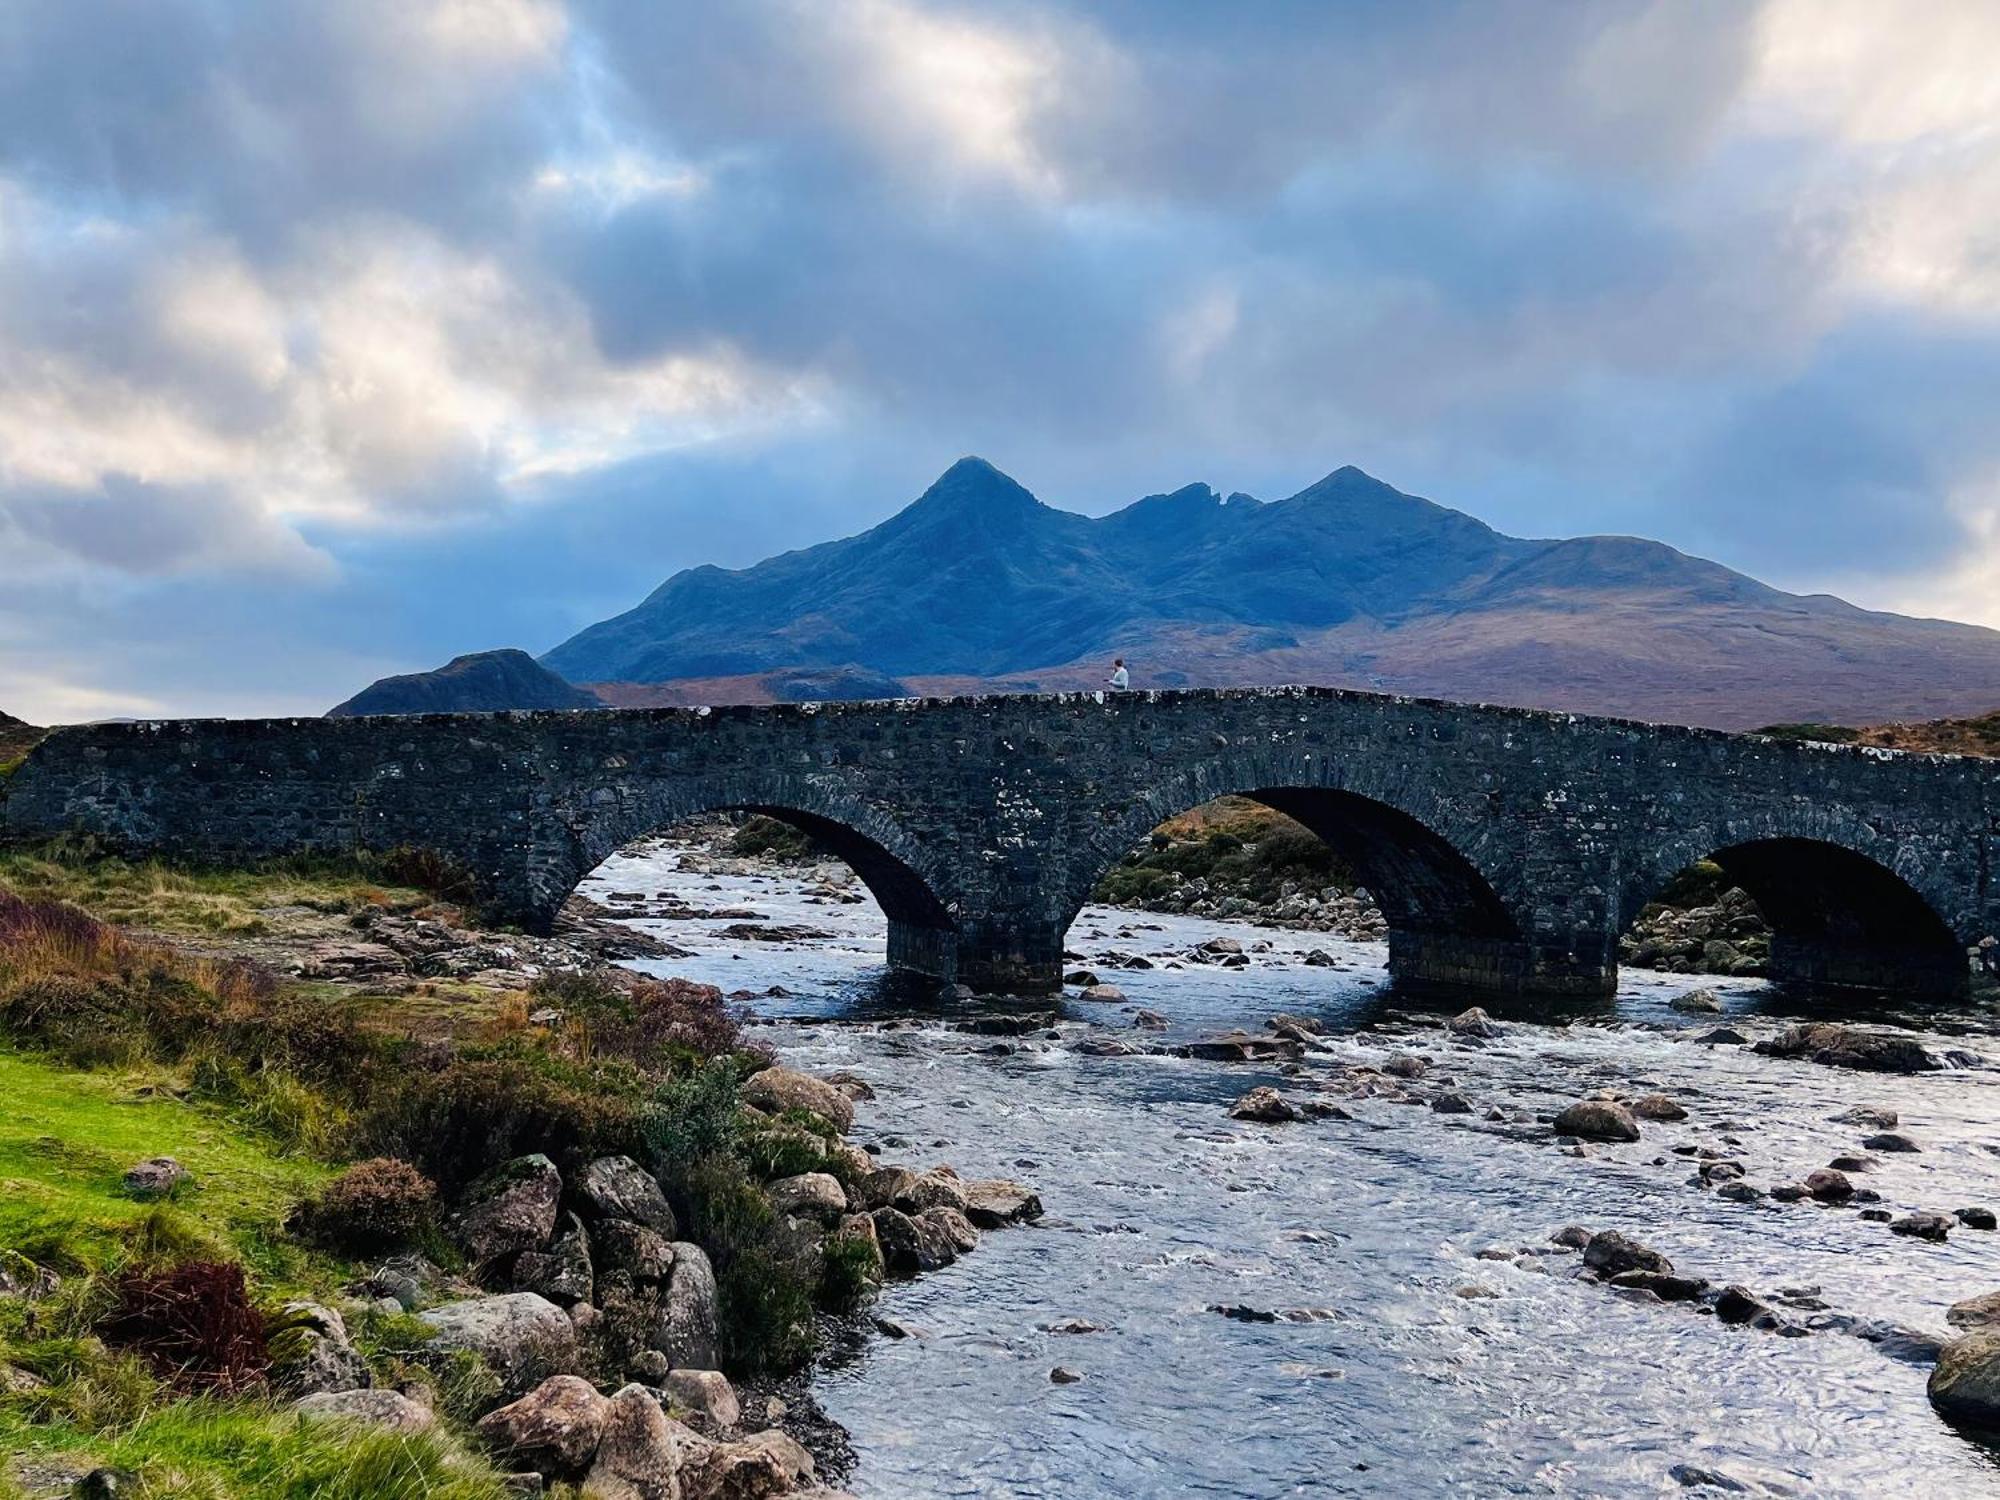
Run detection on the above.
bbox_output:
[1554,1101,1641,1143]
[871,1207,958,1277]
[742,1068,854,1134]
[662,1368,740,1431]
[515,1213,595,1306]
[477,1374,610,1478]
[596,1221,676,1285]
[585,1383,712,1500]
[292,1388,434,1433]
[767,1173,847,1224]
[685,1429,815,1500]
[660,1245,720,1371]
[961,1179,1042,1228]
[920,1206,980,1255]
[575,1157,678,1238]
[456,1155,563,1264]
[1931,1331,2000,1430]
[1754,1023,1938,1073]
[267,1301,370,1398]
[1950,1291,2000,1331]
[419,1293,578,1395]
[121,1157,188,1200]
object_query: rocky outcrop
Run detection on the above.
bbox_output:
[961,1180,1042,1228]
[267,1302,370,1398]
[328,648,601,718]
[660,1244,721,1371]
[1621,887,1769,977]
[586,1382,710,1499]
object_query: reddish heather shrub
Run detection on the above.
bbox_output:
[596,977,765,1070]
[97,1260,269,1394]
[290,1157,439,1254]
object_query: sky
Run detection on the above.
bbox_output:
[4,0,2000,723]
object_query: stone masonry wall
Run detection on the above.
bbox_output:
[4,688,1995,997]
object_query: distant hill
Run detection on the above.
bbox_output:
[0,710,45,766]
[328,650,602,718]
[538,458,2000,730]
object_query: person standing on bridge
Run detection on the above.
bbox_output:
[1108,658,1131,691]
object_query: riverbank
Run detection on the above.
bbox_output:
[0,844,1040,1498]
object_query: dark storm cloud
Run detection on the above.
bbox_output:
[1,0,1997,720]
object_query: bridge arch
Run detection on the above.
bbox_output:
[555,774,959,979]
[1067,751,1593,994]
[1621,811,1974,999]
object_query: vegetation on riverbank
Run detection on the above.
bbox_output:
[1091,797,1354,910]
[0,846,883,1495]
[1757,708,2000,757]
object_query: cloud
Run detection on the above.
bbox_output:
[2,0,1999,722]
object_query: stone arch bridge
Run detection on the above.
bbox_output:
[5,688,1996,1000]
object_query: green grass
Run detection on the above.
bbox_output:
[0,1397,512,1498]
[0,844,429,938]
[0,1050,333,1285]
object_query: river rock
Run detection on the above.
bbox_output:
[267,1301,370,1398]
[1862,1131,1921,1153]
[742,1067,855,1134]
[1713,1285,1767,1325]
[1182,1031,1302,1063]
[1199,937,1244,957]
[595,1221,675,1284]
[871,1207,958,1276]
[1132,1009,1169,1029]
[1229,1086,1300,1123]
[1832,1106,1897,1130]
[1629,1094,1689,1122]
[1582,1231,1673,1277]
[1382,1053,1430,1079]
[457,1155,563,1264]
[121,1157,188,1199]
[1754,1023,1938,1073]
[1890,1212,1953,1242]
[1078,983,1126,1003]
[1804,1169,1853,1203]
[1827,1155,1874,1173]
[1431,1092,1475,1115]
[1555,1101,1642,1142]
[921,1206,981,1255]
[1064,970,1100,987]
[660,1245,720,1371]
[1550,1226,1592,1250]
[856,1167,919,1212]
[515,1214,595,1306]
[1948,1291,2000,1330]
[962,1179,1042,1227]
[767,1173,848,1224]
[896,1170,970,1215]
[662,1368,740,1431]
[1608,1270,1709,1301]
[686,1428,815,1498]
[574,1157,678,1238]
[1669,989,1723,1014]
[1957,1208,1997,1231]
[1447,1007,1500,1039]
[585,1383,711,1499]
[1931,1331,2000,1430]
[419,1292,579,1395]
[477,1375,610,1478]
[293,1388,435,1433]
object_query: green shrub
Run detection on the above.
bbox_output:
[818,1228,882,1313]
[716,1245,815,1373]
[644,1060,744,1175]
[360,1047,649,1192]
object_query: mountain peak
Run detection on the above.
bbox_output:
[909,456,1041,514]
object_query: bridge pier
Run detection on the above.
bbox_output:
[885,919,965,986]
[1388,930,1617,998]
[949,919,1067,996]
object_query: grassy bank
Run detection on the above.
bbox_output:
[0,846,875,1496]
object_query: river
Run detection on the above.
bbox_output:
[581,839,2000,1498]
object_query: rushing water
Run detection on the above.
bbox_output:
[583,842,2000,1499]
